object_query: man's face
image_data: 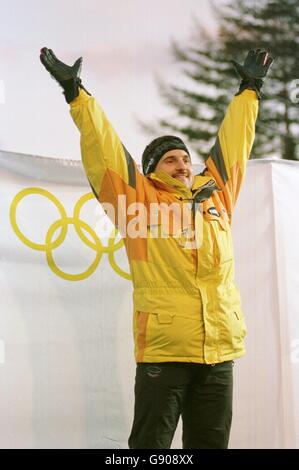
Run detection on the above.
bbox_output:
[155,149,193,189]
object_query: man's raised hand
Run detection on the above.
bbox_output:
[232,49,274,98]
[40,47,89,103]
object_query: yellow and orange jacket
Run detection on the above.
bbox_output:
[70,88,258,364]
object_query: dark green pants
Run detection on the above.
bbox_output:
[128,361,233,449]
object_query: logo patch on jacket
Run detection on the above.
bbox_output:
[207,207,220,217]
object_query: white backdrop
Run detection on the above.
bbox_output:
[0,150,299,449]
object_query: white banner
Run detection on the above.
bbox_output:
[1,150,299,449]
[231,158,299,449]
[0,150,134,449]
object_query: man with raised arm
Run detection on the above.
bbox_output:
[40,47,273,449]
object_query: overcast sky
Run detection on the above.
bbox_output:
[0,0,218,163]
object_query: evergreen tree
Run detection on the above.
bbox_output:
[219,0,299,160]
[139,24,235,160]
[141,0,299,161]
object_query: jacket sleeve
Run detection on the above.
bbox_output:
[69,89,146,221]
[204,89,259,222]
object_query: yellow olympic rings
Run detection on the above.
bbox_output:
[10,187,68,251]
[10,187,131,282]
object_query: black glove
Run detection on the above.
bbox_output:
[40,47,91,103]
[232,49,274,99]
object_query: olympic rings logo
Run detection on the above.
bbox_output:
[10,187,131,282]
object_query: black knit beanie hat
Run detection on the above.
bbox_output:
[142,135,190,175]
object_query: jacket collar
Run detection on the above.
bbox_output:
[147,171,220,199]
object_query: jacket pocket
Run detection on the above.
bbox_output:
[156,313,174,324]
[135,311,204,360]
